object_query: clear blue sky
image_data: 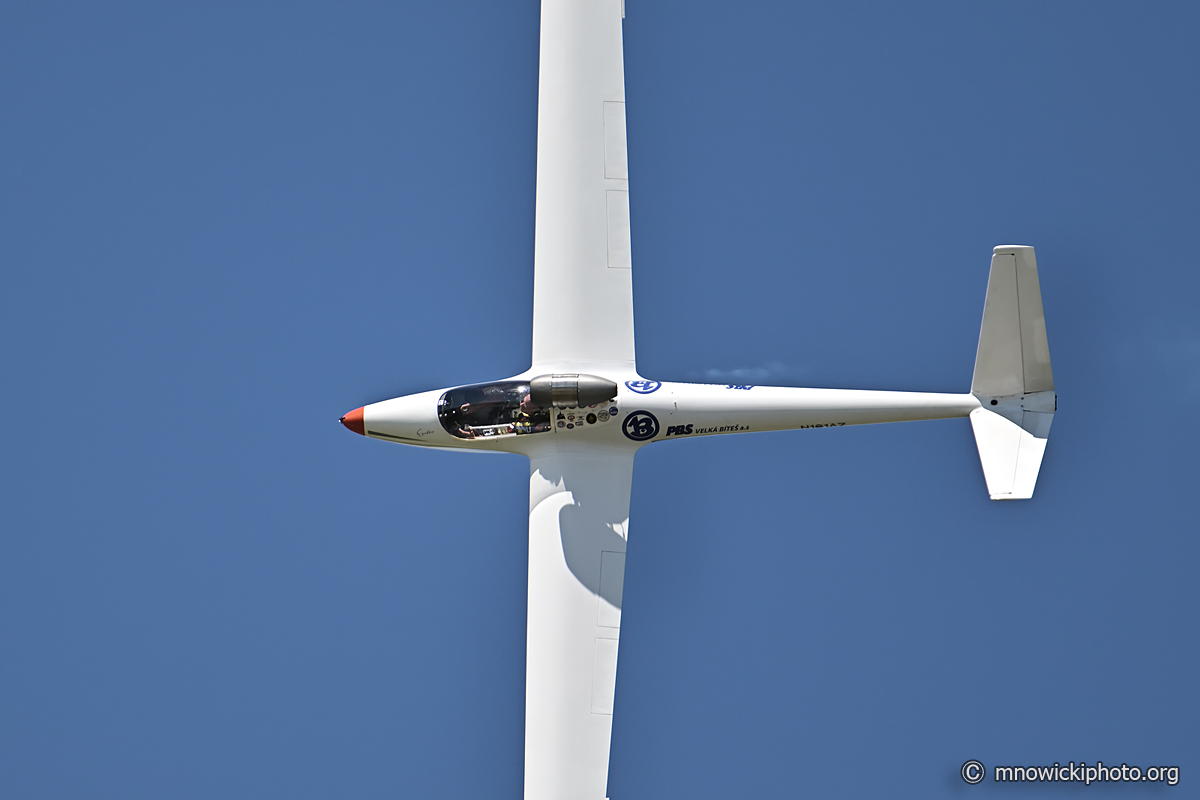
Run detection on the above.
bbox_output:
[3,2,1197,797]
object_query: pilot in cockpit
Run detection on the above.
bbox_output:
[514,393,551,434]
[439,384,553,439]
[454,402,478,438]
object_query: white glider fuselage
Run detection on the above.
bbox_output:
[349,376,982,455]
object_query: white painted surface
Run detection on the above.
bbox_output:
[590,638,620,714]
[597,551,624,628]
[606,190,631,269]
[531,0,635,369]
[973,254,1023,397]
[603,101,628,179]
[968,245,1055,499]
[972,246,1054,398]
[970,407,1051,500]
[525,446,632,800]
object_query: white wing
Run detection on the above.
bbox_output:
[525,445,633,800]
[531,0,636,369]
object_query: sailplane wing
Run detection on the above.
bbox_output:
[525,446,633,800]
[530,0,635,369]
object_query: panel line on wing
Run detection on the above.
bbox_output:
[597,550,625,627]
[606,190,631,269]
[590,637,620,715]
[603,102,628,179]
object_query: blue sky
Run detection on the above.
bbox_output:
[3,2,1197,797]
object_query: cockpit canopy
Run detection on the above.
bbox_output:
[437,374,618,439]
[438,381,551,439]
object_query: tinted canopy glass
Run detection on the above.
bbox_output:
[438,381,552,439]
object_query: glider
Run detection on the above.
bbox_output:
[341,2,1056,797]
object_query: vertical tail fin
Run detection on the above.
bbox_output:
[969,246,1056,500]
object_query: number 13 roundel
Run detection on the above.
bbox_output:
[622,411,659,441]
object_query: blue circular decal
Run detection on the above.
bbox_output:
[622,410,660,441]
[625,380,661,394]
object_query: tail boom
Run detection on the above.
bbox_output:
[628,384,980,440]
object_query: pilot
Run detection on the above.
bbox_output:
[512,394,533,434]
[513,392,551,434]
[455,402,478,437]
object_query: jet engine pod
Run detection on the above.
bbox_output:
[529,374,618,408]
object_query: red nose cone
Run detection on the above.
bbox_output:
[340,406,366,436]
